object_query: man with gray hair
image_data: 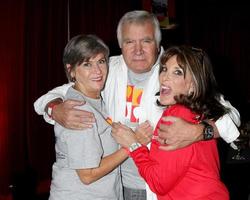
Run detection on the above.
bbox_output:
[34,10,240,200]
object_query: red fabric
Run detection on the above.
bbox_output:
[131,104,229,200]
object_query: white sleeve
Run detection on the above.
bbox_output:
[33,82,73,124]
[215,95,241,143]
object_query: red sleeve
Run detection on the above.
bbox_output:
[162,104,200,124]
[130,105,198,195]
[131,143,193,195]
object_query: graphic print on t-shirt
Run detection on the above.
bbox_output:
[125,85,143,125]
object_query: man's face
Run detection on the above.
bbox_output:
[121,21,159,73]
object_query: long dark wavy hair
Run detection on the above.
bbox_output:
[158,45,229,121]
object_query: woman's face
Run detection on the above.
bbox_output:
[71,53,108,99]
[159,55,194,106]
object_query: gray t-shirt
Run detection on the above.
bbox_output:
[49,87,122,200]
[122,69,153,190]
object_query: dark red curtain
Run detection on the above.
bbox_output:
[0,0,26,196]
[175,0,250,120]
[69,0,142,55]
[1,0,249,199]
[0,0,142,198]
[0,0,68,197]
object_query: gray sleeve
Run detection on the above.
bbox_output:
[65,124,103,169]
[55,102,104,169]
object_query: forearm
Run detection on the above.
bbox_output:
[158,117,219,151]
[193,120,219,142]
[158,103,240,151]
[77,148,128,184]
[193,96,240,143]
[33,83,72,124]
[34,94,63,115]
[205,103,241,143]
[193,116,239,143]
[44,98,63,116]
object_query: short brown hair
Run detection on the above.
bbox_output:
[63,34,109,82]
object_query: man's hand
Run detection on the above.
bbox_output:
[112,122,137,148]
[135,121,153,145]
[52,99,95,130]
[157,116,203,151]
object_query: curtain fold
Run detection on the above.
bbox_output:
[0,0,68,196]
[0,0,26,195]
[0,0,142,196]
[1,0,249,198]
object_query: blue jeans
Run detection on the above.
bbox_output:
[123,187,146,200]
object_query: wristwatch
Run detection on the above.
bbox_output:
[129,142,142,152]
[201,120,214,140]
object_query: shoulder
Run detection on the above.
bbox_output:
[164,104,190,115]
[109,55,121,65]
[109,55,126,71]
[164,104,200,123]
[65,88,95,112]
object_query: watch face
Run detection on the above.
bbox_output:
[204,125,214,140]
[202,121,214,140]
[207,126,213,134]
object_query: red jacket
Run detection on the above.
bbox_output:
[130,104,229,200]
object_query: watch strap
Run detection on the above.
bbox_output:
[129,142,142,152]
